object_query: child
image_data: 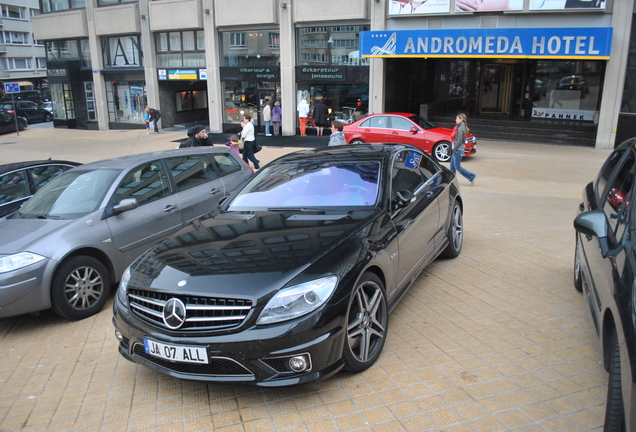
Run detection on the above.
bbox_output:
[225,134,241,156]
[143,108,150,135]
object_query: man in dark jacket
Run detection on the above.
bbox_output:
[179,125,213,148]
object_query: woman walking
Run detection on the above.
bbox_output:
[240,114,260,170]
[450,113,476,185]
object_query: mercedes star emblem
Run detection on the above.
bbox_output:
[163,298,187,329]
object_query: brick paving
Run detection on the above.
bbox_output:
[0,124,612,431]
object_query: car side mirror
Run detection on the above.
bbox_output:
[409,127,419,134]
[573,210,621,258]
[393,190,415,209]
[113,198,139,215]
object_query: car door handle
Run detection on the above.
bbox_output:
[163,204,178,212]
[210,188,221,195]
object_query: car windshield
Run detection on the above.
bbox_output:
[19,168,120,219]
[228,160,381,211]
[408,115,437,130]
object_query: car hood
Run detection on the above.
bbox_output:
[0,216,85,256]
[128,209,379,301]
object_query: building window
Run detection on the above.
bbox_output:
[1,5,27,19]
[297,25,369,67]
[269,33,280,50]
[80,39,91,68]
[229,33,246,49]
[40,0,86,13]
[102,35,142,68]
[97,0,136,6]
[4,58,32,70]
[36,58,46,69]
[45,40,80,61]
[2,32,29,45]
[33,34,44,46]
[155,30,205,68]
[85,82,96,121]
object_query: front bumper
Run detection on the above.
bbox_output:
[0,258,53,317]
[112,296,346,387]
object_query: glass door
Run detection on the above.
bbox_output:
[480,64,510,114]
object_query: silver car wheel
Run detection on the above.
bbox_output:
[65,266,105,310]
[433,142,451,162]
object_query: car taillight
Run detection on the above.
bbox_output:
[5,109,14,115]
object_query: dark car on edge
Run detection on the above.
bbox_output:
[573,137,636,432]
[0,100,53,123]
[113,144,464,386]
[0,159,80,218]
[0,112,27,135]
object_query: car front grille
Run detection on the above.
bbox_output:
[132,344,253,377]
[128,289,252,331]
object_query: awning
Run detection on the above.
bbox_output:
[0,80,34,87]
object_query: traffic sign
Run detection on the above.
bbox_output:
[4,82,19,94]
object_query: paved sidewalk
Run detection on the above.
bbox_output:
[0,124,613,431]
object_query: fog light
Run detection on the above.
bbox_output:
[289,355,309,372]
[115,330,123,341]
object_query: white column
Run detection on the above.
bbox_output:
[279,1,295,136]
[85,0,108,131]
[203,0,223,133]
[368,0,386,115]
[595,0,635,149]
[140,0,160,127]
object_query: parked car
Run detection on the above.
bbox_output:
[113,144,464,386]
[1,90,44,106]
[0,159,80,218]
[0,147,253,320]
[40,101,53,115]
[573,137,636,432]
[0,112,27,135]
[0,100,52,123]
[558,75,589,93]
[343,113,476,162]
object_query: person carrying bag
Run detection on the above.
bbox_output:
[239,114,260,169]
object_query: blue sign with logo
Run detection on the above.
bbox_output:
[361,27,613,60]
[4,82,19,94]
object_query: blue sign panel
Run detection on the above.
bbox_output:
[4,82,19,94]
[361,27,613,59]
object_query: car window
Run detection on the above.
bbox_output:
[408,115,437,130]
[391,116,417,131]
[115,161,170,206]
[596,148,626,204]
[603,150,635,241]
[362,116,388,129]
[28,164,76,192]
[210,153,242,176]
[391,150,425,195]
[165,155,219,192]
[229,160,380,209]
[0,170,28,205]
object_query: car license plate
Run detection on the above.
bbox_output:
[143,338,208,364]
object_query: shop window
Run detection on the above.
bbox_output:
[50,83,74,120]
[176,91,207,112]
[105,80,146,125]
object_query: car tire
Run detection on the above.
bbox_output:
[45,113,53,122]
[343,272,388,373]
[18,121,26,131]
[440,200,463,258]
[50,256,112,320]
[574,235,583,292]
[433,141,452,162]
[350,139,366,144]
[604,329,626,432]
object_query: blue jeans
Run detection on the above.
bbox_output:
[242,140,260,169]
[450,149,476,182]
[265,121,271,135]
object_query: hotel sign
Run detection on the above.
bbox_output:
[361,27,612,60]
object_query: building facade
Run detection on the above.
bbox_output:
[0,1,48,99]
[32,0,636,149]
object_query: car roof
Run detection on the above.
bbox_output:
[75,147,237,170]
[271,143,416,163]
[0,160,81,173]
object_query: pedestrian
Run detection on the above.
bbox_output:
[240,114,260,169]
[328,121,347,146]
[450,113,476,185]
[272,101,282,136]
[262,101,272,136]
[312,97,329,137]
[297,97,310,136]
[143,108,150,135]
[147,107,161,133]
[179,125,213,148]
[224,134,241,156]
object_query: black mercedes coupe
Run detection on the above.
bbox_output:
[113,144,464,386]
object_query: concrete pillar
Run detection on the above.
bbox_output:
[203,0,223,133]
[140,0,160,127]
[85,0,108,131]
[368,0,386,115]
[595,0,635,149]
[279,1,295,136]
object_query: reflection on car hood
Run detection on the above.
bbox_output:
[0,216,78,255]
[129,209,378,300]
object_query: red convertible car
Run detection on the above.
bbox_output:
[343,112,476,162]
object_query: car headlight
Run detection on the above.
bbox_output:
[0,252,46,273]
[257,275,338,325]
[117,267,131,305]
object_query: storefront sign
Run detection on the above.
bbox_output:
[220,67,280,81]
[532,108,596,121]
[48,69,67,77]
[361,27,612,59]
[102,36,142,68]
[295,66,347,82]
